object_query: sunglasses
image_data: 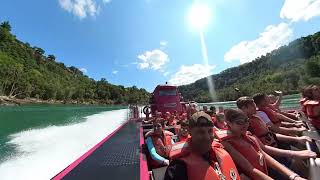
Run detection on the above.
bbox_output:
[233,118,249,125]
[154,125,162,129]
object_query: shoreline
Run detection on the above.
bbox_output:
[0,96,127,106]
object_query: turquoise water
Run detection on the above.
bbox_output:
[0,104,127,180]
[200,94,301,110]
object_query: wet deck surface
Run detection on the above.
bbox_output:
[62,121,141,180]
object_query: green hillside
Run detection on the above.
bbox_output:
[179,31,320,102]
[0,21,149,105]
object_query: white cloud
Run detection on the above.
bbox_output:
[160,40,168,47]
[112,70,118,74]
[137,49,169,70]
[224,23,293,64]
[58,0,107,19]
[168,64,214,86]
[80,68,87,73]
[280,0,320,22]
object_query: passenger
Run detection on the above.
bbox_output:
[300,85,313,115]
[304,85,320,130]
[143,111,164,124]
[268,92,299,120]
[236,97,316,160]
[207,105,217,116]
[145,122,174,168]
[202,105,209,113]
[216,109,307,180]
[214,113,228,130]
[176,120,190,142]
[218,106,224,114]
[173,110,180,121]
[167,114,178,126]
[164,111,240,180]
[268,90,282,111]
[253,93,306,135]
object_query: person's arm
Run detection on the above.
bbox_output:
[164,160,188,180]
[260,144,316,160]
[263,151,306,180]
[221,141,273,180]
[273,91,283,109]
[268,123,305,136]
[276,134,312,145]
[253,135,316,160]
[276,113,297,123]
[146,137,169,165]
[279,111,298,120]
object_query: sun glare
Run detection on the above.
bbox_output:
[188,3,212,30]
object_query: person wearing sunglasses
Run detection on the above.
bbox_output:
[215,109,307,180]
[165,112,240,180]
[145,122,174,168]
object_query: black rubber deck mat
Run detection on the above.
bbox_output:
[62,121,141,180]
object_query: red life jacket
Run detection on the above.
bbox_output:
[304,100,320,129]
[145,130,173,167]
[300,98,308,114]
[215,130,268,177]
[248,115,277,147]
[258,106,280,124]
[177,134,189,142]
[169,138,240,180]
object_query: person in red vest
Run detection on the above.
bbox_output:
[145,122,174,168]
[216,109,306,180]
[164,111,240,180]
[300,85,314,115]
[253,93,306,135]
[304,85,320,130]
[176,120,190,142]
[236,97,315,160]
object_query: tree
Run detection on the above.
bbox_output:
[0,21,11,32]
[47,55,56,62]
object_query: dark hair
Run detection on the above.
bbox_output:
[209,106,216,111]
[252,93,267,106]
[301,85,314,99]
[236,96,254,109]
[224,109,248,123]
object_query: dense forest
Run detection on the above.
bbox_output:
[0,21,150,105]
[179,30,320,102]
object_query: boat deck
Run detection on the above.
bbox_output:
[54,121,141,180]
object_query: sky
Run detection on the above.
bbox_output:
[1,0,320,92]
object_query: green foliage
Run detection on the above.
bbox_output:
[179,32,320,102]
[0,21,11,32]
[0,21,149,104]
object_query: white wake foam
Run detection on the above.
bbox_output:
[0,109,128,180]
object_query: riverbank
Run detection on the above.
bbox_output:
[0,96,124,106]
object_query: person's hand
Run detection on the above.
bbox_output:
[294,122,305,128]
[294,177,307,180]
[296,136,312,145]
[163,159,170,166]
[296,126,307,132]
[291,150,317,159]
